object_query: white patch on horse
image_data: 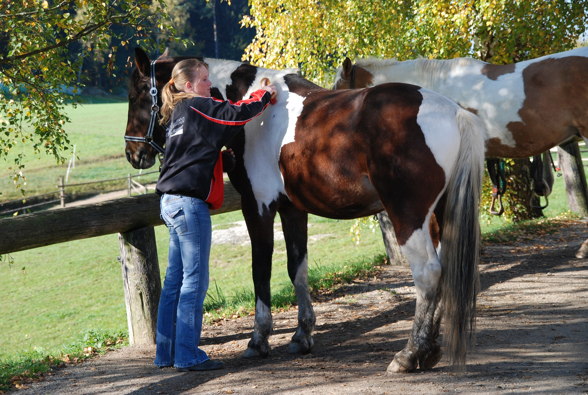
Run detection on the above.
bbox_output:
[417,60,525,148]
[351,48,588,151]
[254,298,272,341]
[416,89,461,176]
[205,58,243,94]
[241,71,302,215]
[280,91,305,147]
[401,222,442,300]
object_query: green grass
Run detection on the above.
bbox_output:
[1,102,144,201]
[0,212,387,391]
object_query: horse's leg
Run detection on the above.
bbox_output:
[277,199,314,354]
[240,195,277,358]
[387,214,443,373]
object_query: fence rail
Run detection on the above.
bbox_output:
[0,180,240,255]
[0,171,160,216]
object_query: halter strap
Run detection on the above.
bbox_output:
[124,59,165,155]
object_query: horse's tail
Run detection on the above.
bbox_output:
[440,107,485,366]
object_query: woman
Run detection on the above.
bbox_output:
[154,58,276,372]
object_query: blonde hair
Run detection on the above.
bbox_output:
[160,59,209,125]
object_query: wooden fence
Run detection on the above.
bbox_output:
[0,171,160,217]
[0,181,242,346]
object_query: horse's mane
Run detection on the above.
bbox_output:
[355,56,486,86]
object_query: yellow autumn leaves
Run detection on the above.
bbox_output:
[241,0,587,85]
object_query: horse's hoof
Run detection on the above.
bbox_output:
[576,240,588,258]
[287,336,314,354]
[387,351,416,373]
[243,347,269,359]
[243,339,270,359]
[419,346,442,370]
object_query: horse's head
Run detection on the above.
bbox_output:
[333,57,374,90]
[125,48,242,169]
[124,47,178,169]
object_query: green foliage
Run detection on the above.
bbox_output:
[0,0,179,191]
[242,0,588,84]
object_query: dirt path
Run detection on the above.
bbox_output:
[16,220,588,394]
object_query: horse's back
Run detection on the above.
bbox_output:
[278,83,454,220]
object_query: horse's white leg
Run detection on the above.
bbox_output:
[388,224,443,373]
[241,197,276,358]
[279,201,315,354]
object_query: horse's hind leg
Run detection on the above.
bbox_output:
[241,196,277,358]
[387,216,443,373]
[278,199,314,354]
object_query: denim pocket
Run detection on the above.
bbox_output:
[161,196,188,234]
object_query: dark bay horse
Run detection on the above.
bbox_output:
[124,48,486,372]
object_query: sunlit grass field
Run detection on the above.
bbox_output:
[0,101,158,201]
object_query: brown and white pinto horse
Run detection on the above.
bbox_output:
[335,47,588,257]
[124,48,486,372]
[335,46,588,159]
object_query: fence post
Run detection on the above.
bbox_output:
[127,174,132,197]
[118,226,161,345]
[376,212,408,266]
[558,140,588,216]
[58,176,65,208]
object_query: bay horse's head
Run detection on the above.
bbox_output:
[333,57,374,90]
[124,48,235,169]
[124,47,177,169]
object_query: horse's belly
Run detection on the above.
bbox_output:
[282,171,384,219]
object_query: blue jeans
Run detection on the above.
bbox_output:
[154,194,212,368]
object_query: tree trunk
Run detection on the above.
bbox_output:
[376,212,408,266]
[506,158,543,221]
[557,140,588,216]
[118,226,162,345]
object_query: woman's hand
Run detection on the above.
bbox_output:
[260,78,278,104]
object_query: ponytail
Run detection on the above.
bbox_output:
[159,59,209,125]
[160,82,194,125]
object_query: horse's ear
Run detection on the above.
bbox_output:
[342,57,353,78]
[155,47,171,61]
[134,47,151,77]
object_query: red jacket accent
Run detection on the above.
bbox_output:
[206,152,224,210]
[190,89,270,126]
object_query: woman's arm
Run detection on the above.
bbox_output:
[189,86,275,126]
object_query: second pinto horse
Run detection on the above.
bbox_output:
[335,48,588,255]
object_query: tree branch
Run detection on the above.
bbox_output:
[0,0,71,18]
[2,7,143,63]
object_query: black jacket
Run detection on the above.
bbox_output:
[156,90,271,199]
